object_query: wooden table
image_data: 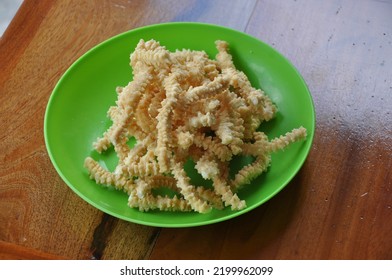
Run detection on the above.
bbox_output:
[1,0,391,260]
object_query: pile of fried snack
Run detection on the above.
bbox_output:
[84,39,306,213]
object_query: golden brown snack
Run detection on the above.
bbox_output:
[84,39,307,213]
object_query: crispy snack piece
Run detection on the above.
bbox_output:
[84,39,307,213]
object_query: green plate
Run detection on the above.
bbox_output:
[44,22,315,227]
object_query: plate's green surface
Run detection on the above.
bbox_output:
[44,22,315,227]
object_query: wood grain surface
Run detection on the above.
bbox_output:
[0,0,391,260]
[0,240,65,259]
